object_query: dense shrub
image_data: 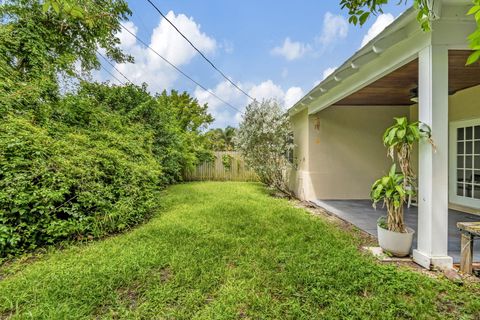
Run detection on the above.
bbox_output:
[0,2,215,258]
[0,113,162,256]
[75,82,213,182]
[0,82,213,258]
[236,99,294,196]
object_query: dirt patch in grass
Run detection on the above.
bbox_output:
[204,293,215,305]
[93,284,143,318]
[117,266,172,307]
[436,291,462,316]
[116,282,143,309]
[158,267,172,283]
[94,266,173,318]
[237,305,248,319]
[293,200,377,247]
[0,252,45,281]
[0,310,13,320]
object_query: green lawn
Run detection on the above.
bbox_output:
[0,182,479,319]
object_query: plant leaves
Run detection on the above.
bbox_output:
[466,50,480,65]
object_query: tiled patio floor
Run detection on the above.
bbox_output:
[314,199,480,263]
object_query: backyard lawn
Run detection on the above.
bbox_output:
[1,182,479,319]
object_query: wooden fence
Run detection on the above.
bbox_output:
[184,151,258,182]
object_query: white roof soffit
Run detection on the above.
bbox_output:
[289,6,417,116]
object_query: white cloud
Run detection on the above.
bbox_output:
[270,12,347,61]
[194,80,246,128]
[194,80,244,113]
[194,80,305,127]
[284,87,304,108]
[117,21,138,49]
[317,12,349,46]
[248,80,285,102]
[271,37,309,61]
[322,67,337,80]
[112,11,217,92]
[360,13,394,48]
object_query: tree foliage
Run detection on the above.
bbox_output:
[340,0,480,64]
[235,100,294,196]
[0,94,161,257]
[0,0,132,113]
[0,0,215,258]
[0,82,214,258]
[204,126,237,151]
[75,83,214,182]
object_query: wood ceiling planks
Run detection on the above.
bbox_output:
[334,50,480,106]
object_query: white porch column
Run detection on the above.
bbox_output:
[413,45,453,269]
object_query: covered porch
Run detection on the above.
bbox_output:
[289,2,480,269]
[314,200,480,263]
[312,48,480,263]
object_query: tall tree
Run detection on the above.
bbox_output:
[223,126,237,150]
[74,82,214,182]
[0,0,132,113]
[235,100,294,196]
[205,126,237,151]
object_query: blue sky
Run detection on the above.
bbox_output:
[97,0,412,128]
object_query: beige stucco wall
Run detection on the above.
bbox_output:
[409,85,480,123]
[449,85,480,122]
[290,109,309,172]
[290,85,480,202]
[291,105,410,200]
[409,85,480,176]
[289,109,311,199]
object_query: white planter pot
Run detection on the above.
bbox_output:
[377,225,415,257]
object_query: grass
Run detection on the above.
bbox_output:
[0,182,479,319]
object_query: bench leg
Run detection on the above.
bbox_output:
[460,233,474,274]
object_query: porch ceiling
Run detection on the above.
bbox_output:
[334,50,480,106]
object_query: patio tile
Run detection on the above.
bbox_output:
[314,199,480,263]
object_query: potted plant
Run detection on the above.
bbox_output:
[382,116,433,189]
[371,164,414,256]
[371,117,433,256]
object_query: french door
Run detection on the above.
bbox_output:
[449,119,480,208]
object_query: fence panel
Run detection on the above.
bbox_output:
[184,151,258,182]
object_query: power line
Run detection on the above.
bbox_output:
[99,64,125,85]
[97,51,133,84]
[119,23,242,113]
[144,0,254,102]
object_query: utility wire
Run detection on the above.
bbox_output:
[97,51,133,84]
[99,64,125,85]
[119,23,242,113]
[144,0,254,102]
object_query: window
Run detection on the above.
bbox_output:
[450,120,480,208]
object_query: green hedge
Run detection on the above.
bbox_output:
[0,83,213,258]
[0,115,162,256]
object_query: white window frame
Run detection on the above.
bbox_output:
[449,118,480,208]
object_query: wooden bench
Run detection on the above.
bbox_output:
[457,222,480,274]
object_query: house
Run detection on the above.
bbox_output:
[288,0,480,269]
